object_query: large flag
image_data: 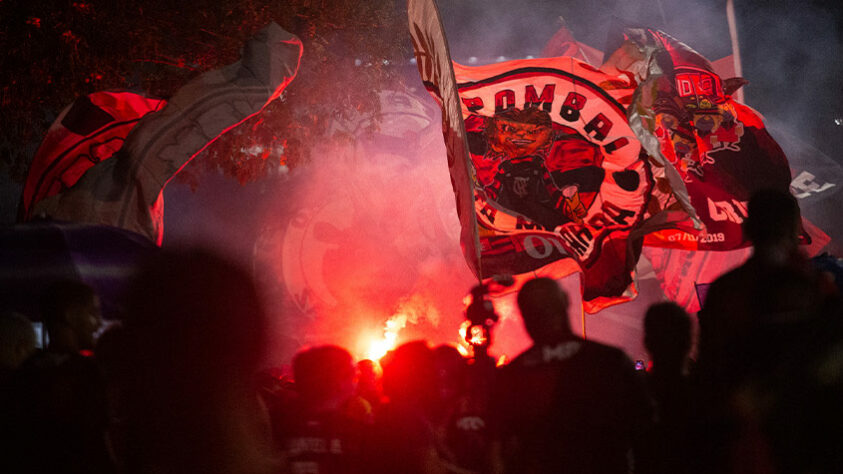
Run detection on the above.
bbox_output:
[408,0,482,279]
[620,28,830,311]
[27,23,302,245]
[19,92,165,221]
[624,28,796,251]
[409,0,653,312]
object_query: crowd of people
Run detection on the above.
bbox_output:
[1,188,842,474]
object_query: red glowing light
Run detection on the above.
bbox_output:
[366,332,397,362]
[468,325,487,346]
[363,312,409,362]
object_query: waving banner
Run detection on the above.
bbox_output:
[409,0,653,312]
[620,29,831,311]
[28,23,302,245]
[627,29,795,251]
[408,0,482,279]
[19,92,165,221]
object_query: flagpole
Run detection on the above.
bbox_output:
[579,272,586,340]
[726,0,745,103]
[581,301,586,340]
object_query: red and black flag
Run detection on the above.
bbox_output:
[19,92,165,222]
[621,28,829,310]
[409,0,653,312]
[625,28,796,251]
[24,23,302,245]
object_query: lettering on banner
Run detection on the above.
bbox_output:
[559,91,586,122]
[518,198,640,263]
[460,87,624,146]
[666,232,726,243]
[525,84,555,112]
[494,89,516,113]
[558,226,594,259]
[675,70,720,98]
[707,197,747,223]
[523,235,555,259]
[479,201,498,224]
[584,113,612,141]
[791,170,836,199]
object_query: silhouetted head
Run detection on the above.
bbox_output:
[293,345,356,406]
[123,247,266,385]
[0,311,37,370]
[743,188,801,251]
[380,340,436,407]
[517,277,571,344]
[432,344,467,401]
[356,359,379,392]
[643,302,692,370]
[40,279,101,352]
[119,247,272,473]
[357,358,377,379]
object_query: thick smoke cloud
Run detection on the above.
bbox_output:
[164,83,482,367]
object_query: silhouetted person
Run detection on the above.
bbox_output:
[431,344,492,474]
[355,358,382,410]
[698,189,837,386]
[255,367,298,424]
[40,279,102,355]
[489,277,653,474]
[271,345,369,473]
[640,302,695,474]
[92,321,134,473]
[432,344,468,416]
[110,248,276,474]
[0,311,37,379]
[370,340,446,474]
[4,280,111,474]
[696,188,842,473]
[0,311,37,426]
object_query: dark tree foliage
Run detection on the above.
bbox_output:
[0,0,410,188]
